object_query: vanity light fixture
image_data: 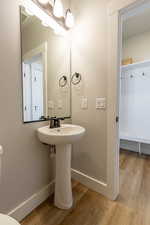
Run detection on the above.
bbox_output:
[37,0,49,5]
[53,0,64,18]
[65,9,74,28]
[20,0,66,35]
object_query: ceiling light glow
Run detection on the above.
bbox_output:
[19,0,67,35]
[53,0,64,18]
[65,9,74,28]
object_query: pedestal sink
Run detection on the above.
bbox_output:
[37,124,85,209]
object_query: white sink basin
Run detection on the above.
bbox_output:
[37,124,85,145]
[37,123,85,210]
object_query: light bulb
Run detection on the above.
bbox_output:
[53,0,64,18]
[65,9,74,28]
[38,0,49,5]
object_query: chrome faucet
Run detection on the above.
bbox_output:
[40,116,64,128]
[49,117,64,129]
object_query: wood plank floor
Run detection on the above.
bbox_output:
[21,150,150,225]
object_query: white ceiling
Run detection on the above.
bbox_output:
[123,6,150,40]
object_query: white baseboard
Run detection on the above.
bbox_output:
[71,169,108,197]
[120,139,150,155]
[8,180,55,222]
[7,170,108,222]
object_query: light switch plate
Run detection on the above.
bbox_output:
[81,97,88,109]
[96,97,106,109]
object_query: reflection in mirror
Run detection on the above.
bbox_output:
[20,6,71,123]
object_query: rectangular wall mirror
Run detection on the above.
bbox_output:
[20,6,71,123]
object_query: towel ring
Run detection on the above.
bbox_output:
[71,72,82,85]
[59,75,67,87]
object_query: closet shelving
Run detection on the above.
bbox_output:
[120,59,150,154]
[122,59,150,72]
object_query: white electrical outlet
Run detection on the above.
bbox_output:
[81,97,88,109]
[96,97,106,109]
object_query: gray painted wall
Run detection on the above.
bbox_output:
[0,0,54,213]
[0,0,108,214]
[71,0,108,183]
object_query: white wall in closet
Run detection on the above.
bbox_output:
[122,31,150,63]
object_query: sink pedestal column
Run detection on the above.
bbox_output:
[55,144,73,209]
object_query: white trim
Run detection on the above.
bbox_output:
[120,139,150,155]
[7,181,54,222]
[107,0,150,15]
[108,0,136,15]
[23,42,48,118]
[107,0,150,200]
[7,169,108,222]
[120,135,150,144]
[107,10,120,200]
[71,169,108,197]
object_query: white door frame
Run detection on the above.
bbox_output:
[107,0,150,200]
[23,42,48,118]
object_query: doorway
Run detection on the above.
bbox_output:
[117,2,150,206]
[120,2,150,155]
[22,43,48,122]
[23,53,44,121]
[107,0,150,200]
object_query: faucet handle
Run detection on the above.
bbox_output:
[49,117,65,128]
[49,117,55,128]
